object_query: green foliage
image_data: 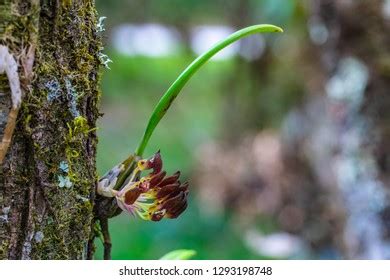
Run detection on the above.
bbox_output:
[160,249,196,260]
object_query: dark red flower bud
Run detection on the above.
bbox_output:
[115,151,189,222]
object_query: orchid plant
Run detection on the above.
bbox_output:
[96,24,283,224]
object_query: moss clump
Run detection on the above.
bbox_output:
[0,239,10,259]
[65,116,96,182]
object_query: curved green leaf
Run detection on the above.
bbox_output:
[160,249,197,260]
[135,24,283,156]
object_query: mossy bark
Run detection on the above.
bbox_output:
[0,0,102,259]
[309,0,390,258]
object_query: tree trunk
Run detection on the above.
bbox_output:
[313,0,390,259]
[0,0,101,259]
[292,0,390,258]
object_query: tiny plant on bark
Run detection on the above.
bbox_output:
[94,24,282,259]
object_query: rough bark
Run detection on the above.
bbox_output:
[311,0,390,259]
[280,0,390,259]
[285,0,390,258]
[0,0,101,259]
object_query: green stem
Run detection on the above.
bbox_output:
[134,24,283,157]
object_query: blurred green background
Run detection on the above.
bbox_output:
[94,0,305,259]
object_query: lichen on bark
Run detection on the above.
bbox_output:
[0,0,102,259]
